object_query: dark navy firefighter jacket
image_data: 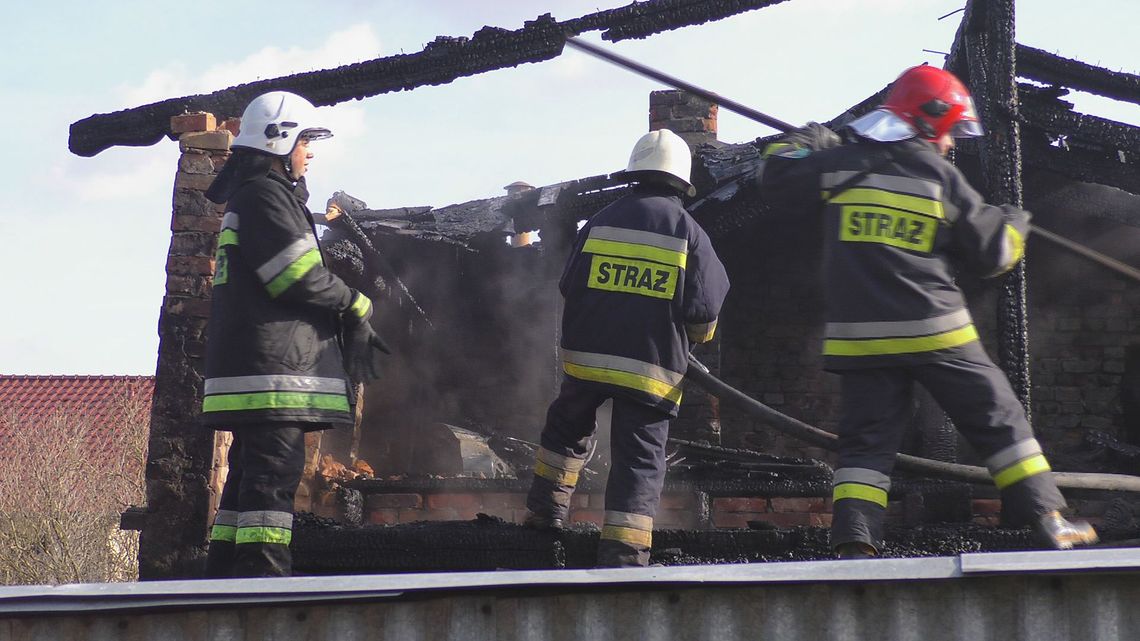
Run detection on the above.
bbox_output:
[559,183,730,416]
[202,171,371,430]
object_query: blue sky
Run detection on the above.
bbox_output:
[3,0,1137,374]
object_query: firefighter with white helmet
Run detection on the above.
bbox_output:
[523,128,729,567]
[201,91,388,577]
[759,65,1097,557]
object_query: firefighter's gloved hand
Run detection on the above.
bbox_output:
[789,122,841,151]
[342,321,389,383]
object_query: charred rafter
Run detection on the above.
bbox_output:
[69,0,789,157]
[1018,45,1140,105]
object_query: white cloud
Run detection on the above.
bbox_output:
[118,23,384,106]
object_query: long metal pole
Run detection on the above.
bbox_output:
[566,36,1140,286]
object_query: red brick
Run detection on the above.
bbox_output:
[589,493,608,508]
[770,497,827,513]
[178,151,216,174]
[175,171,218,192]
[180,130,232,152]
[712,497,769,513]
[570,493,590,508]
[972,499,1002,516]
[570,508,604,526]
[659,492,696,510]
[653,509,697,529]
[972,515,999,526]
[171,112,217,135]
[167,254,215,276]
[368,509,400,525]
[368,493,422,509]
[712,511,759,529]
[414,508,460,522]
[172,214,221,233]
[164,296,212,318]
[427,493,480,510]
[809,513,832,527]
[219,118,241,137]
[480,492,526,509]
[397,508,425,523]
[748,512,812,528]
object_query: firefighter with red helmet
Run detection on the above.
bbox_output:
[524,129,729,567]
[759,65,1097,557]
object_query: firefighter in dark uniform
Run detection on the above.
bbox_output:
[758,65,1097,557]
[525,129,730,567]
[201,91,388,577]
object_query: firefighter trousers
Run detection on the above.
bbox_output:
[205,423,306,578]
[830,356,1066,552]
[526,379,671,567]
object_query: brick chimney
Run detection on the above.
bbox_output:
[649,90,717,148]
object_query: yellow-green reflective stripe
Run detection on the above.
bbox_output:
[582,238,687,269]
[202,392,350,413]
[563,362,682,407]
[686,319,717,343]
[601,525,653,548]
[266,248,321,298]
[833,483,888,507]
[349,293,372,319]
[210,524,237,542]
[993,454,1051,489]
[827,187,945,218]
[823,325,979,357]
[218,229,239,247]
[235,526,292,545]
[534,460,579,487]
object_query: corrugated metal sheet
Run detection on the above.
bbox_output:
[1,549,1138,640]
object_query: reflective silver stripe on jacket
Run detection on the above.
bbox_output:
[221,211,240,230]
[560,349,684,387]
[985,439,1043,476]
[825,309,973,340]
[832,467,892,491]
[213,509,239,526]
[255,236,319,284]
[236,510,294,529]
[821,171,943,201]
[204,375,346,395]
[587,226,689,253]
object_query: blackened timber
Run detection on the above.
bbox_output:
[1020,136,1140,197]
[69,0,789,157]
[1017,44,1140,105]
[1020,99,1140,157]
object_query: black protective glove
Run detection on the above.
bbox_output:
[787,122,841,152]
[342,320,390,383]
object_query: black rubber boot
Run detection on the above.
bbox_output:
[835,542,878,560]
[596,539,650,568]
[204,540,235,578]
[1033,511,1099,550]
[522,511,564,531]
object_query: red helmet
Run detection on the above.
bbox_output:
[882,65,984,140]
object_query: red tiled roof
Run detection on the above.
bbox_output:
[0,376,154,455]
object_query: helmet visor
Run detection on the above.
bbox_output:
[300,128,333,142]
[950,119,984,138]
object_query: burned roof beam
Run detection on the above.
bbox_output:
[69,0,789,157]
[1017,44,1140,105]
[1020,136,1140,196]
[1020,98,1140,157]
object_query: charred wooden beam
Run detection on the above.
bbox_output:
[1017,44,1140,105]
[1020,98,1140,157]
[69,0,788,157]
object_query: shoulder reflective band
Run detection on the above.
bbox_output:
[833,482,888,508]
[822,172,943,200]
[823,324,979,357]
[256,236,322,298]
[561,350,684,408]
[588,255,678,300]
[828,187,945,219]
[583,226,689,270]
[202,391,350,413]
[686,319,718,343]
[993,454,1051,489]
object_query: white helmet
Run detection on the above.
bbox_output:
[231,91,332,156]
[616,129,696,197]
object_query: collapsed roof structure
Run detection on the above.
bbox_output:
[69,0,1140,587]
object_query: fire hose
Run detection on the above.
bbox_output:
[685,355,1140,493]
[564,37,1140,287]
